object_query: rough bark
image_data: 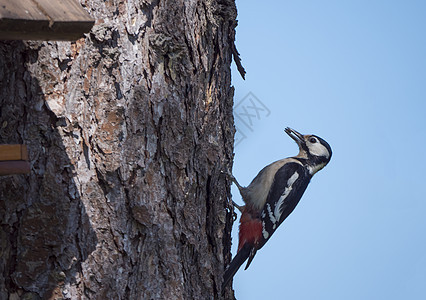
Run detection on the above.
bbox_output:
[0,0,237,299]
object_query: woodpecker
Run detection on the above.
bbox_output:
[222,127,332,291]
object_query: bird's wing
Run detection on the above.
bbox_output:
[258,162,311,249]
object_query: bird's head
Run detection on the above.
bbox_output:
[285,127,332,174]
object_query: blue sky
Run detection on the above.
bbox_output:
[230,1,426,299]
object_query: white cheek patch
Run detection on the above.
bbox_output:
[307,143,330,158]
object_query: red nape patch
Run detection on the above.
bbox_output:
[238,209,263,251]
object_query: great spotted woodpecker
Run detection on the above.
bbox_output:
[222,127,332,291]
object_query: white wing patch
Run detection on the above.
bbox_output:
[266,203,277,229]
[270,171,299,226]
[262,221,269,239]
[245,158,303,210]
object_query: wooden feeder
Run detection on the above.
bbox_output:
[0,145,31,176]
[0,0,95,41]
[0,1,94,175]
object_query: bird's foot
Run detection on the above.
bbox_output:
[232,201,245,214]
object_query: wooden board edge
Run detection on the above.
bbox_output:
[0,161,31,175]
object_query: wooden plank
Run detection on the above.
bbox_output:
[0,0,48,21]
[0,23,93,40]
[0,161,31,175]
[21,144,29,160]
[0,145,28,161]
[36,0,94,22]
[0,0,94,41]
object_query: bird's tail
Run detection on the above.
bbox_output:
[221,243,252,294]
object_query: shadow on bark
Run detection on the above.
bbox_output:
[0,41,97,299]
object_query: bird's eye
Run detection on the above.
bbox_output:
[309,137,317,143]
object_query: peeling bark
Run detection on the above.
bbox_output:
[0,0,237,299]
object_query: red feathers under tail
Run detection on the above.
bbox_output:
[238,208,263,251]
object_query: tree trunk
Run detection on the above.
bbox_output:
[0,0,237,299]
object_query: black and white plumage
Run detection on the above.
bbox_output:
[222,127,332,292]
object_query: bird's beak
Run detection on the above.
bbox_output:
[285,127,304,146]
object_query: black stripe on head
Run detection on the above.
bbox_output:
[300,142,310,153]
